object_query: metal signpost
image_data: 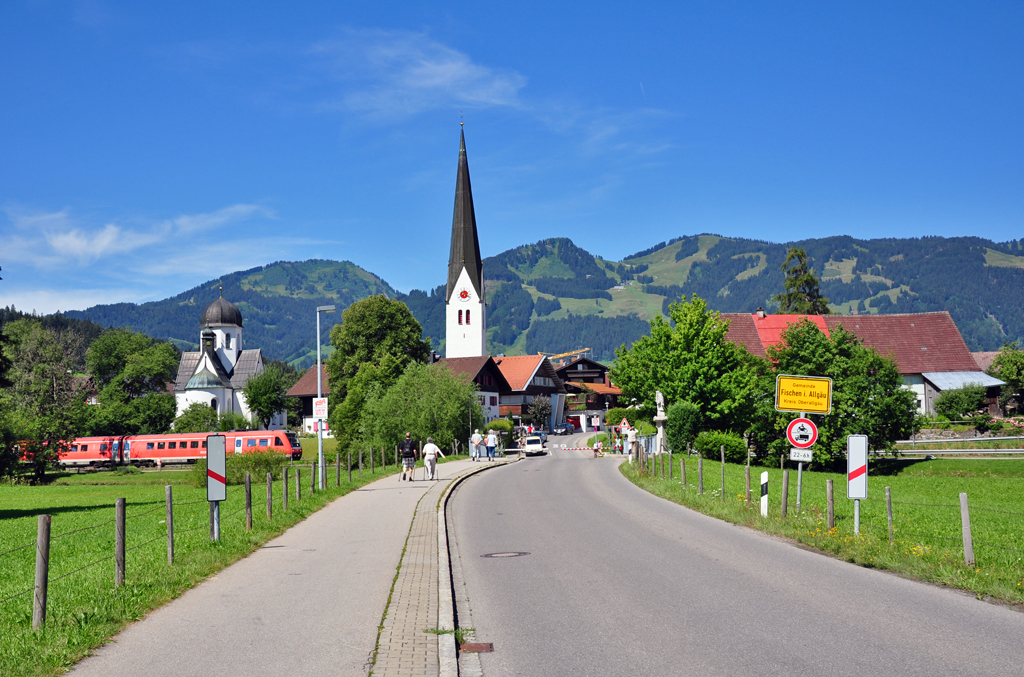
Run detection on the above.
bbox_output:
[777,374,831,515]
[786,417,818,512]
[315,305,336,490]
[206,434,226,541]
[847,435,868,534]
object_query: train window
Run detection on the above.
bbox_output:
[113,442,119,451]
[259,439,269,446]
[157,442,165,449]
[202,441,207,448]
[247,439,256,447]
[81,444,88,451]
[147,443,155,449]
[274,437,283,447]
[168,442,176,449]
[71,445,78,452]
[191,441,199,448]
[101,444,108,452]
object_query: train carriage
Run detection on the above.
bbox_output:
[57,429,303,468]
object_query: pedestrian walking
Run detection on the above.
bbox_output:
[422,437,445,480]
[470,429,483,462]
[399,432,418,481]
[486,430,498,461]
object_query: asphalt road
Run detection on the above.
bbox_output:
[449,446,1024,676]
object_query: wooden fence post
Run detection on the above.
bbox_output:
[826,479,834,530]
[165,485,174,565]
[336,453,341,487]
[669,451,673,480]
[698,457,703,495]
[310,463,315,493]
[359,449,363,479]
[283,466,289,511]
[886,486,893,544]
[781,470,789,519]
[115,498,126,587]
[348,451,352,483]
[32,514,51,631]
[370,446,374,475]
[680,455,686,486]
[960,492,975,566]
[296,467,302,501]
[244,473,252,531]
[266,473,273,520]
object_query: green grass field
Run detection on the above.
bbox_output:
[623,457,1024,606]
[0,453,467,677]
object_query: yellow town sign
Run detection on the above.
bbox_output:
[775,374,833,414]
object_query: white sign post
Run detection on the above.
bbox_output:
[847,434,868,534]
[206,434,226,541]
[760,471,769,517]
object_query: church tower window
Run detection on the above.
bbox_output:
[466,310,471,325]
[458,310,463,325]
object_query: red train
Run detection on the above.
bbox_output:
[55,430,304,468]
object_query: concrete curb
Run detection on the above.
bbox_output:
[437,457,520,677]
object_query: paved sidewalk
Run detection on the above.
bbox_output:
[71,459,479,677]
[374,458,512,677]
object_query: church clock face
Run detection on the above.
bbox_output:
[458,288,471,302]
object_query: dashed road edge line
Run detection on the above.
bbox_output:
[437,458,520,677]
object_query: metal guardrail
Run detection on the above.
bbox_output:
[897,434,1024,444]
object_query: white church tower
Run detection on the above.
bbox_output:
[445,127,487,358]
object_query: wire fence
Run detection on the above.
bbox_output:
[631,435,1024,566]
[0,461,361,631]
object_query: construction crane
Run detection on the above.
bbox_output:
[538,348,592,360]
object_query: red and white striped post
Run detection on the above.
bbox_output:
[847,435,868,534]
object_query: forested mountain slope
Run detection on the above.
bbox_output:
[57,235,1024,367]
[65,260,395,368]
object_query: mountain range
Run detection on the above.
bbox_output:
[61,234,1024,368]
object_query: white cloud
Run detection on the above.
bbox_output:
[311,28,527,119]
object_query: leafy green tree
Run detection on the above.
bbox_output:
[528,396,552,429]
[266,359,302,427]
[693,430,747,463]
[173,401,220,433]
[359,362,482,453]
[3,320,89,482]
[329,354,403,454]
[218,411,253,431]
[326,295,430,403]
[772,247,831,314]
[243,365,288,430]
[989,342,1024,414]
[746,319,920,466]
[665,401,702,454]
[611,294,752,431]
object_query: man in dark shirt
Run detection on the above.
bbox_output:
[399,432,418,481]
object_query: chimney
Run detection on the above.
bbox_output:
[756,306,766,319]
[604,372,610,387]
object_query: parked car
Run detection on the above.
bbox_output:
[554,423,575,435]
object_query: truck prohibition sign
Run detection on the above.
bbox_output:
[786,418,818,449]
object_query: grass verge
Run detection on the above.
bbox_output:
[621,456,1024,606]
[0,455,465,677]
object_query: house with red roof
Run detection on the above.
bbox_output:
[285,365,331,437]
[494,355,567,430]
[721,310,1004,416]
[552,356,622,432]
[437,356,511,423]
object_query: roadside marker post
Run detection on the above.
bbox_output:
[760,471,769,517]
[207,434,226,542]
[847,435,868,535]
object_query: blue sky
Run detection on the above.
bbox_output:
[1,1,1022,314]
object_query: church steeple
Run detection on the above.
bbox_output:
[446,127,483,303]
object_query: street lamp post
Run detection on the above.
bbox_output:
[316,305,336,490]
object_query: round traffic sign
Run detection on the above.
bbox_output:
[786,418,818,449]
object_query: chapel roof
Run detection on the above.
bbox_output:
[201,289,243,328]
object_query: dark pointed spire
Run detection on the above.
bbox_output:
[446,127,484,302]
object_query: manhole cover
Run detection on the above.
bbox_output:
[481,552,530,558]
[461,642,494,653]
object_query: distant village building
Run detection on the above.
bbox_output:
[721,310,1005,416]
[552,356,621,432]
[494,355,567,430]
[286,365,332,437]
[437,356,511,423]
[173,291,286,429]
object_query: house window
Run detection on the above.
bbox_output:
[458,310,463,325]
[466,310,471,325]
[490,396,497,406]
[211,398,218,411]
[225,333,232,349]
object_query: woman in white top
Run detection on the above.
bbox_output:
[422,437,445,480]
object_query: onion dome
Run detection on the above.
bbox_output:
[200,287,243,328]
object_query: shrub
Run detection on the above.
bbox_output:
[605,407,642,429]
[693,431,747,463]
[485,419,512,434]
[935,384,987,420]
[190,449,292,487]
[665,401,702,453]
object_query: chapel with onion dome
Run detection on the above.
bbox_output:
[172,288,286,429]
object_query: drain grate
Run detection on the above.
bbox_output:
[481,552,530,558]
[461,642,494,653]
